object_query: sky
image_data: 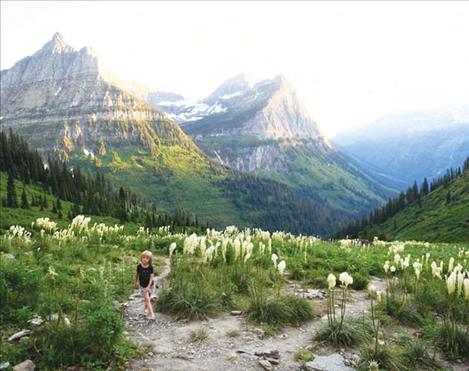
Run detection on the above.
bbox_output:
[1,1,469,137]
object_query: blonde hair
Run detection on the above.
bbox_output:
[140,250,153,265]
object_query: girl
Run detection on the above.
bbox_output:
[135,250,155,320]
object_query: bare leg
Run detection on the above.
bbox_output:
[145,292,155,319]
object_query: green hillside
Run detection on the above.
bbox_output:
[348,168,469,242]
[196,136,394,219]
[0,172,140,233]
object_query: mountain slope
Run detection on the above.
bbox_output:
[333,107,469,185]
[0,33,343,235]
[338,160,469,242]
[150,73,395,218]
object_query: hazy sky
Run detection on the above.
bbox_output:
[2,1,469,137]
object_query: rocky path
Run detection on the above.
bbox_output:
[122,260,390,371]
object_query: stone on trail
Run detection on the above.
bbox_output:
[230,310,242,315]
[12,360,35,371]
[255,350,280,359]
[259,359,272,370]
[8,330,31,342]
[305,354,353,371]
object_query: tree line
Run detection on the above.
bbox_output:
[0,130,203,229]
[335,157,469,239]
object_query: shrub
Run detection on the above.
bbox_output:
[426,321,469,359]
[351,271,369,290]
[357,342,406,371]
[189,327,209,342]
[157,277,221,320]
[380,294,423,327]
[315,318,369,347]
[246,283,313,329]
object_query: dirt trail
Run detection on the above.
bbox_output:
[123,261,390,370]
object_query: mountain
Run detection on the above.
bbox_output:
[150,73,395,219]
[1,33,352,235]
[333,107,469,186]
[336,159,469,242]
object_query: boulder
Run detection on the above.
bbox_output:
[305,354,353,371]
[259,359,272,370]
[8,330,31,342]
[12,360,35,371]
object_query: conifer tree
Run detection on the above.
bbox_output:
[6,172,18,208]
[20,187,29,209]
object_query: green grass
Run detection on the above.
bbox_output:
[362,171,469,242]
[195,136,396,219]
[0,172,139,233]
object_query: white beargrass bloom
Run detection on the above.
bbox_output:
[169,242,177,256]
[369,360,380,371]
[456,271,464,296]
[413,261,422,280]
[339,272,353,287]
[446,272,457,295]
[277,260,286,275]
[271,253,278,267]
[383,261,390,273]
[327,273,336,290]
[390,265,396,273]
[448,257,454,273]
[234,238,241,261]
[244,252,252,264]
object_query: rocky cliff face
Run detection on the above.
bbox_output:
[151,74,323,141]
[0,33,195,157]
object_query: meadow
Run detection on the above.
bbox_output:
[0,216,468,370]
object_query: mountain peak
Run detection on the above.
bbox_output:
[205,73,255,102]
[37,32,74,55]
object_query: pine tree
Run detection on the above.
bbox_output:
[20,187,29,209]
[422,177,429,196]
[6,172,18,208]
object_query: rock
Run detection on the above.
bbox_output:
[305,354,353,371]
[47,314,59,321]
[266,357,280,365]
[302,289,326,300]
[8,330,31,341]
[0,362,10,370]
[230,310,242,315]
[259,359,272,370]
[255,350,280,359]
[237,349,254,355]
[12,360,35,371]
[28,315,44,326]
[252,328,265,339]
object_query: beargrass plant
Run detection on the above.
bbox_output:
[315,272,369,347]
[425,271,469,359]
[246,280,313,330]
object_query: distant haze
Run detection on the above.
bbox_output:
[1,1,469,137]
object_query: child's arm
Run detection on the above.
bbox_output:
[145,273,155,291]
[135,271,140,288]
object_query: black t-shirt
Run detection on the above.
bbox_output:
[137,264,154,287]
